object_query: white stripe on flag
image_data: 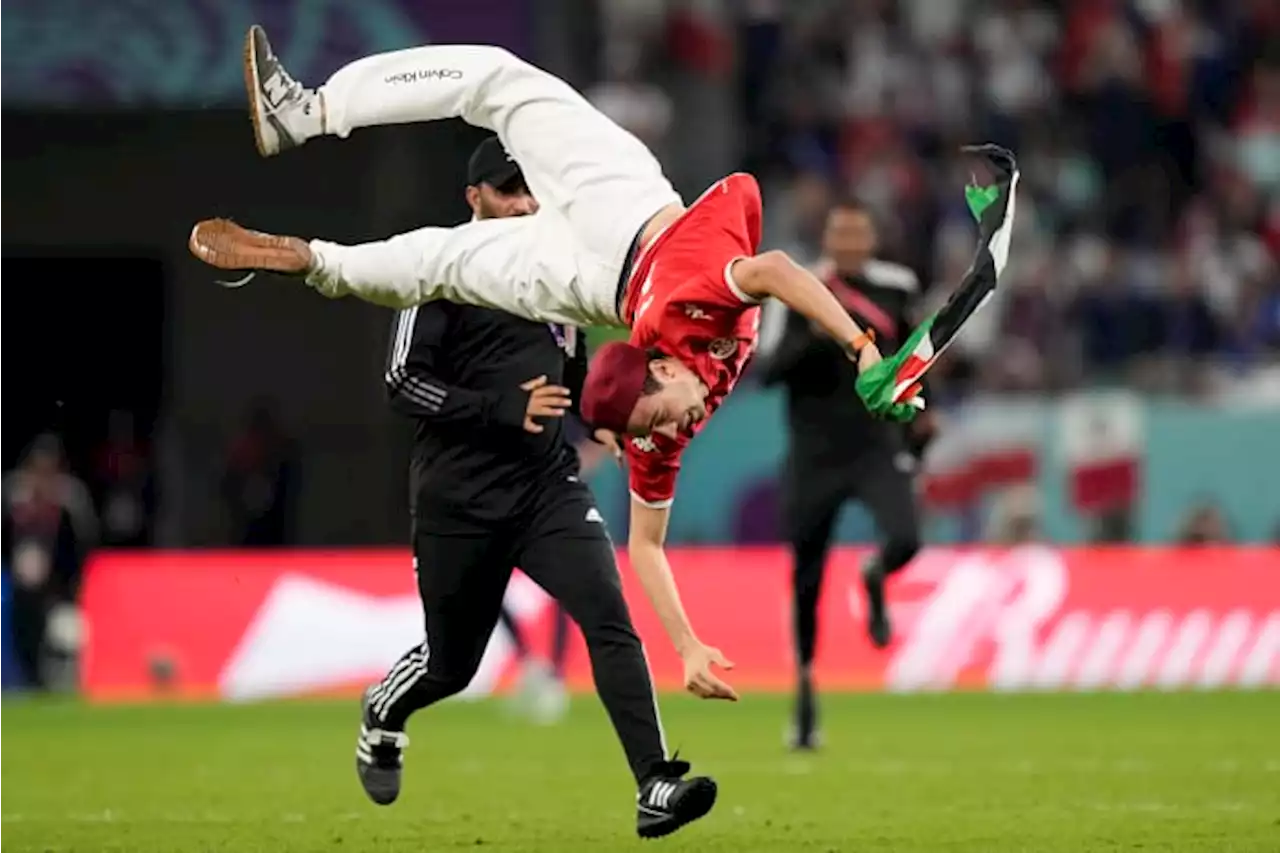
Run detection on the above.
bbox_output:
[987,171,1019,280]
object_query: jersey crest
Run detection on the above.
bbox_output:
[708,337,737,360]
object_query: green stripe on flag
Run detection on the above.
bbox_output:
[965,184,1001,221]
[855,313,936,421]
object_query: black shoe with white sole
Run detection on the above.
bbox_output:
[636,759,717,839]
[355,688,409,806]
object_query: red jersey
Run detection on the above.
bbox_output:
[619,172,764,507]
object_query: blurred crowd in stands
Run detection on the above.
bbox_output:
[587,0,1280,401]
[2,410,297,689]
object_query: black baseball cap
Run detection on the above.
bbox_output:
[467,136,522,189]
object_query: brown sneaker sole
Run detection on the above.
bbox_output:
[244,25,271,158]
[188,218,311,274]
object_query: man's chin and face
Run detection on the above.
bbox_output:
[824,205,876,273]
[625,362,707,440]
[471,177,539,220]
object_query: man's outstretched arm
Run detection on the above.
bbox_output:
[628,499,737,701]
[732,250,881,369]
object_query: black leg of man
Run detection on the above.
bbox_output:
[511,481,716,838]
[852,448,922,648]
[783,472,843,751]
[355,487,715,837]
[784,449,922,750]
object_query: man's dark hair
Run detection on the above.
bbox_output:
[641,346,666,395]
[828,194,873,218]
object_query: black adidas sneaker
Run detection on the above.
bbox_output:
[355,687,409,806]
[636,759,717,839]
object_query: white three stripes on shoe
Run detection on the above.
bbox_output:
[356,725,374,763]
[356,723,408,763]
[647,780,678,810]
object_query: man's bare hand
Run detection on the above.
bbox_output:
[681,642,738,701]
[519,375,571,434]
[857,341,883,372]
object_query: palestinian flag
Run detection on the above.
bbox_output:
[856,144,1020,420]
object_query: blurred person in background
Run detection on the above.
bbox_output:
[984,484,1043,546]
[1091,508,1137,544]
[1,435,96,691]
[221,401,297,547]
[586,38,674,154]
[756,197,936,750]
[761,169,835,267]
[93,409,155,548]
[359,136,715,838]
[1176,499,1233,545]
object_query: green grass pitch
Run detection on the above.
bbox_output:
[3,691,1278,851]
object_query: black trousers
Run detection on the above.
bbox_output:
[368,480,666,785]
[783,447,922,668]
[10,586,50,689]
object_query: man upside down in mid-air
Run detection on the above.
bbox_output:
[191,27,929,718]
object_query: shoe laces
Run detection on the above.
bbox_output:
[652,751,691,780]
[363,727,409,765]
[263,70,311,116]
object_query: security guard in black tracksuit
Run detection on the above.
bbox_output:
[757,197,936,750]
[354,137,716,838]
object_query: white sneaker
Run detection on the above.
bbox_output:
[529,673,569,725]
[512,659,568,724]
[243,24,323,156]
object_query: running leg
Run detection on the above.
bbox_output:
[355,531,511,805]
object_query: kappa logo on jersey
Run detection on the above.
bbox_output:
[708,337,737,360]
[685,305,711,321]
[631,436,658,453]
